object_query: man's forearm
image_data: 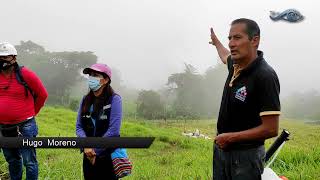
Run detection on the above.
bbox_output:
[228,115,279,143]
[213,40,230,64]
[229,124,278,143]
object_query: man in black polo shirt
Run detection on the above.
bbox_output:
[209,18,281,180]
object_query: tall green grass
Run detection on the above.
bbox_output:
[0,107,319,179]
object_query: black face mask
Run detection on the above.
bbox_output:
[0,60,15,71]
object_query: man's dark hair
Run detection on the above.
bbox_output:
[231,18,260,40]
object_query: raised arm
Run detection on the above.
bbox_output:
[209,28,230,64]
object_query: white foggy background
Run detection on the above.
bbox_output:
[2,0,319,97]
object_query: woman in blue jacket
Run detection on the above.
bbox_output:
[76,63,122,180]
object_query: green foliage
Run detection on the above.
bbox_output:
[136,90,164,119]
[68,99,80,112]
[166,63,227,119]
[123,100,137,118]
[167,64,205,119]
[202,64,228,117]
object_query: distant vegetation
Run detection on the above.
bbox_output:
[16,40,97,106]
[15,41,320,121]
[15,40,136,112]
[282,90,320,121]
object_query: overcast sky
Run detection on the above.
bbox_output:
[2,0,319,96]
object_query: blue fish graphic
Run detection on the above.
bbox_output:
[270,9,304,23]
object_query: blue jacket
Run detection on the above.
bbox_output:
[76,94,122,156]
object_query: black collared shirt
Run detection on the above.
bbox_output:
[217,51,281,145]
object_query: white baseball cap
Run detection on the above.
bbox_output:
[0,42,17,56]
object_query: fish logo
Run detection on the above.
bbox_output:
[270,9,304,23]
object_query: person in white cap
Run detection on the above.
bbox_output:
[0,42,48,180]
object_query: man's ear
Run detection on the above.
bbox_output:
[251,36,260,48]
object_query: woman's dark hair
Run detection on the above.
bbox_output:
[81,75,114,118]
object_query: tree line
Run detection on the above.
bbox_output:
[15,41,320,121]
[16,41,138,111]
[16,41,96,108]
[136,63,227,120]
[136,65,320,121]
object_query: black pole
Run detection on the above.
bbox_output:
[265,129,290,162]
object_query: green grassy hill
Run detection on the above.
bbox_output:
[0,107,319,179]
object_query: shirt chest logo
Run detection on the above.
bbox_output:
[235,86,247,102]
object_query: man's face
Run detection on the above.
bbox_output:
[0,55,14,62]
[228,23,257,61]
[0,55,16,71]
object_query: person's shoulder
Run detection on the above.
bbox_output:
[20,66,32,73]
[18,66,40,80]
[112,93,122,101]
[80,95,86,103]
[256,60,279,80]
[19,66,37,76]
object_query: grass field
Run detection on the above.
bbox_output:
[0,106,320,179]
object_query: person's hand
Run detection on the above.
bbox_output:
[84,148,96,158]
[84,148,96,165]
[88,156,96,165]
[214,133,234,149]
[209,27,218,46]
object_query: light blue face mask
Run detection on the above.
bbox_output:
[87,76,102,91]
